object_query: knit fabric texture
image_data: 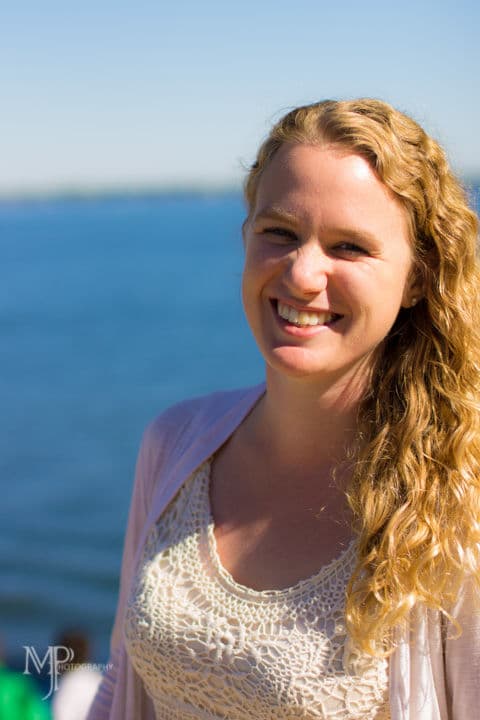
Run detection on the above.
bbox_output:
[124,459,390,719]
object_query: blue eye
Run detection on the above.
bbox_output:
[334,242,367,256]
[263,227,298,242]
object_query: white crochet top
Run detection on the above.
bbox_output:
[125,459,390,719]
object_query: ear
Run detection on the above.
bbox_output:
[401,264,425,309]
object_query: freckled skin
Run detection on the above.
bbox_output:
[242,143,418,388]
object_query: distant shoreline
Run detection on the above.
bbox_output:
[0,179,478,205]
[0,184,243,203]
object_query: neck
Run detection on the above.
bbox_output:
[247,368,367,471]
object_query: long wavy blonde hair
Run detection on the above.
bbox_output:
[244,99,480,655]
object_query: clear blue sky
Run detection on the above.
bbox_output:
[1,0,478,192]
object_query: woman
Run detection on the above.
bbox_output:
[88,99,480,719]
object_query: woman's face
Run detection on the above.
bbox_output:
[242,143,418,388]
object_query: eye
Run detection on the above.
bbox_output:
[333,242,368,257]
[262,226,298,244]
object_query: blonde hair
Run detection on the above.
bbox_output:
[245,99,480,654]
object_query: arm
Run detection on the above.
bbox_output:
[87,423,159,720]
[86,385,260,718]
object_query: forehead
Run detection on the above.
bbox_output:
[252,143,411,240]
[256,144,391,207]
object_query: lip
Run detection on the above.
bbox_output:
[270,298,342,337]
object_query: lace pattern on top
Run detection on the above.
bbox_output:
[125,459,390,719]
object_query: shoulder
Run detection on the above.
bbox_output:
[139,382,265,484]
[143,383,264,450]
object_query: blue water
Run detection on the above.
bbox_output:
[1,185,478,664]
[0,194,264,663]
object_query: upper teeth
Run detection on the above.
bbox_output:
[277,301,335,326]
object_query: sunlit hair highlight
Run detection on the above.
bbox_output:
[245,99,480,654]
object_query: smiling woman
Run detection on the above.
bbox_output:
[242,144,419,386]
[88,99,480,720]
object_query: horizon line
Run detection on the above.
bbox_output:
[0,175,479,203]
[0,180,244,202]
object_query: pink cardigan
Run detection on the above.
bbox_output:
[88,383,480,720]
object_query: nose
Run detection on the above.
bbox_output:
[284,242,330,296]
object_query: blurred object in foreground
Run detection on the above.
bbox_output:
[0,660,50,720]
[52,630,101,720]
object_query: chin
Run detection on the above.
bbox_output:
[266,347,332,378]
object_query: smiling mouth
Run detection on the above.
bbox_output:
[273,300,343,327]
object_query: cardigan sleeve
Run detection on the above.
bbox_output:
[87,422,160,720]
[86,384,264,719]
[444,577,480,718]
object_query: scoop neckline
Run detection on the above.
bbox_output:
[197,458,356,602]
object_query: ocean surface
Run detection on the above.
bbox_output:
[0,193,264,664]
[1,186,479,665]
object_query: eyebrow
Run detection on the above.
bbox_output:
[253,206,298,224]
[253,206,379,246]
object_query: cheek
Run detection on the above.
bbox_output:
[241,251,275,334]
[338,265,407,330]
[241,262,258,321]
[241,247,270,298]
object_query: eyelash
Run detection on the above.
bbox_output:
[261,228,367,256]
[334,242,366,256]
[262,227,297,242]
